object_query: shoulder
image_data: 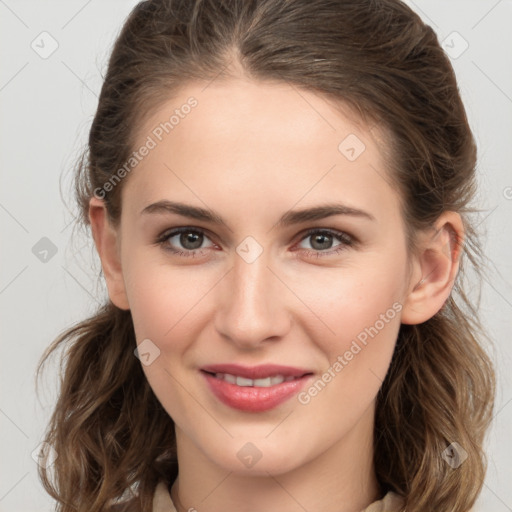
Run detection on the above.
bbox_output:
[363,490,405,512]
[109,482,176,512]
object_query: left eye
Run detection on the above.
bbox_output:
[297,230,349,252]
[156,227,354,257]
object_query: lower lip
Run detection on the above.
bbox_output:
[201,371,312,412]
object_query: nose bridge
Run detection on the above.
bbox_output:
[214,247,290,347]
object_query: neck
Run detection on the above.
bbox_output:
[170,403,380,512]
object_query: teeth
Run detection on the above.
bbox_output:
[236,376,253,387]
[214,373,293,387]
[223,373,236,384]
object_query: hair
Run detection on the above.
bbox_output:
[37,1,495,511]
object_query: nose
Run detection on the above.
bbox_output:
[213,249,292,350]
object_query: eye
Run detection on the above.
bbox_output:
[156,227,216,257]
[294,228,355,258]
[156,227,355,259]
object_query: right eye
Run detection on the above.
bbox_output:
[156,227,216,257]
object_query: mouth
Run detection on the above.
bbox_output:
[203,372,305,387]
[200,364,314,412]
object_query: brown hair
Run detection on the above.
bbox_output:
[37,1,495,511]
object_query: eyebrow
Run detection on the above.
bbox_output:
[140,200,375,227]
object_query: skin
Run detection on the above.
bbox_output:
[89,77,463,512]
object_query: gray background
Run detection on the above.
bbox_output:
[1,1,511,510]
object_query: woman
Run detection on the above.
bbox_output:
[37,1,495,511]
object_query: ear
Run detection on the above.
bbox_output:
[401,211,463,325]
[88,197,130,310]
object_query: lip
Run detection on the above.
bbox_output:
[200,364,314,412]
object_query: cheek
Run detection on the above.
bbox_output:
[294,275,402,424]
[288,256,406,352]
[122,246,201,340]
[289,255,405,430]
[122,255,208,422]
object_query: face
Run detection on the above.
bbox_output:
[110,78,416,475]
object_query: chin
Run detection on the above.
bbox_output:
[200,435,307,476]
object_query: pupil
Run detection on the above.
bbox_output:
[311,233,332,250]
[181,232,202,250]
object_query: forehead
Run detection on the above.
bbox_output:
[122,78,400,226]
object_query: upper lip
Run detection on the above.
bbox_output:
[201,363,313,380]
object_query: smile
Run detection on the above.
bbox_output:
[210,372,301,387]
[200,366,314,412]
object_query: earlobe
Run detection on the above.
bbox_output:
[88,197,130,310]
[401,212,463,325]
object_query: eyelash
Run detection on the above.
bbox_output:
[155,227,356,259]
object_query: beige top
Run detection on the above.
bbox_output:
[152,482,405,512]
